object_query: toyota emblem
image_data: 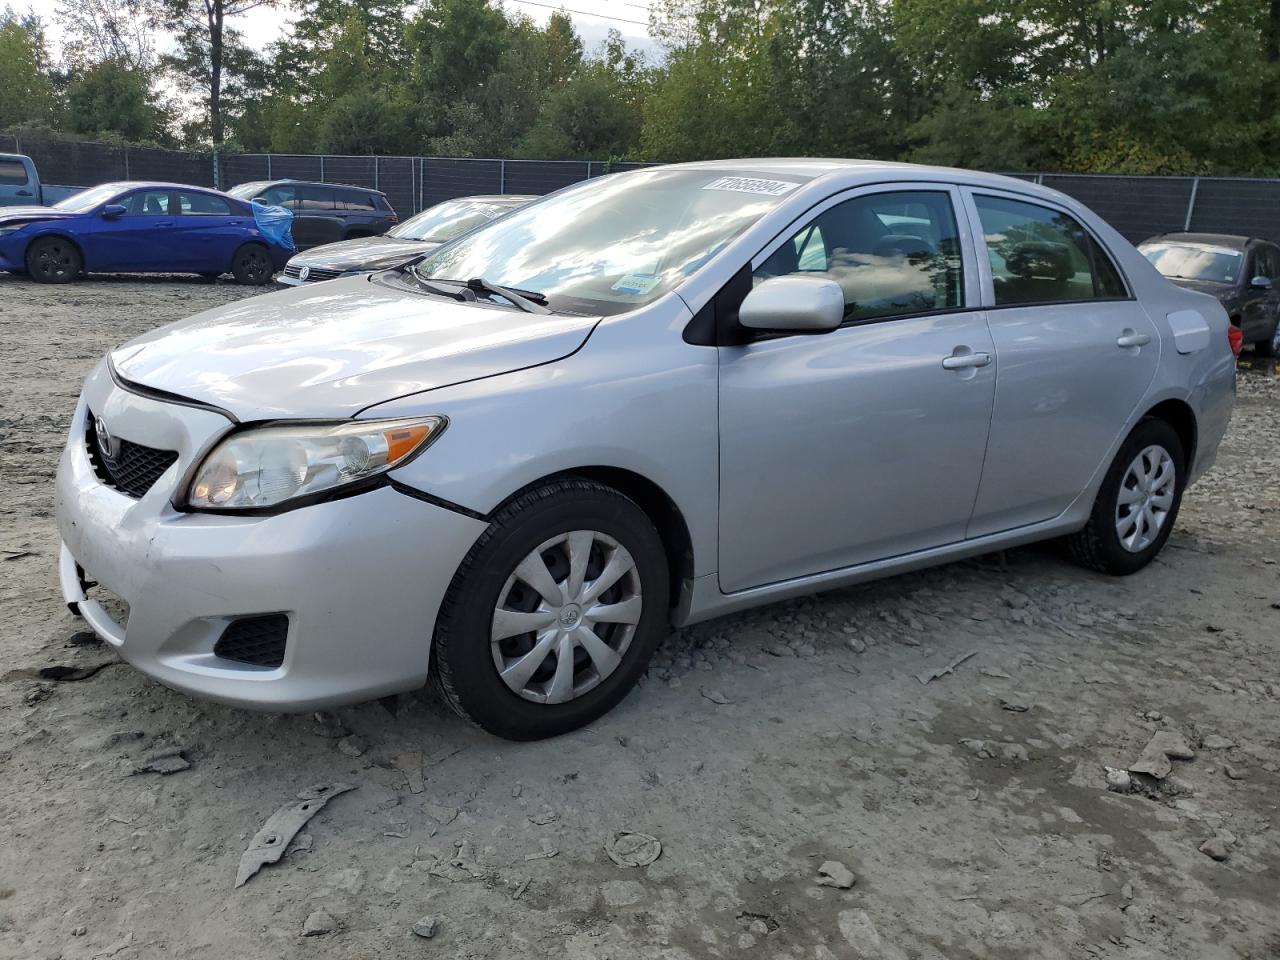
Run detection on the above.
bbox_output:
[95,417,120,460]
[298,265,311,281]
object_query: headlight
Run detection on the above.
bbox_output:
[186,417,444,511]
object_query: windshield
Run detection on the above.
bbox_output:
[53,183,126,212]
[227,181,270,200]
[1141,242,1242,284]
[391,199,518,242]
[412,168,805,315]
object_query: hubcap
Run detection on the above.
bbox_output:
[490,530,642,705]
[1115,444,1176,553]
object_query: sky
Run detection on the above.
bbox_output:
[41,0,664,65]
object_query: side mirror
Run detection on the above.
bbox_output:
[102,203,127,219]
[1249,275,1272,290]
[738,275,845,334]
[252,196,269,205]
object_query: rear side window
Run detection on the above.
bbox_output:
[340,190,376,211]
[0,159,29,185]
[755,190,965,323]
[374,195,392,212]
[121,190,173,216]
[974,195,1126,305]
[298,185,336,210]
[178,191,231,215]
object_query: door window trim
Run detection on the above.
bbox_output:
[959,187,1134,310]
[747,182,982,328]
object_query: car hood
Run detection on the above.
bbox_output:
[109,275,600,420]
[0,205,73,226]
[290,235,440,273]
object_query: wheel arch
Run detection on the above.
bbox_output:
[499,466,695,609]
[25,230,87,268]
[1141,398,1197,470]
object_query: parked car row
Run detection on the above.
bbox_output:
[1,157,537,286]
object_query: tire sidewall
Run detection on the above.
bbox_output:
[435,486,669,740]
[1090,419,1185,574]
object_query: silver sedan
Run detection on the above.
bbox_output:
[56,160,1235,739]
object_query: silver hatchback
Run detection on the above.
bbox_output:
[56,160,1235,739]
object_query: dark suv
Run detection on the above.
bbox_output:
[227,180,399,249]
[1139,232,1280,356]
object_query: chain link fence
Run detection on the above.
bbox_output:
[5,130,1279,244]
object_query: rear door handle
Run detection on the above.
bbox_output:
[1117,331,1151,348]
[942,352,991,370]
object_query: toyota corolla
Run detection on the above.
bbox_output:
[56,160,1235,740]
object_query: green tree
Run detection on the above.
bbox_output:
[66,58,166,140]
[0,8,56,129]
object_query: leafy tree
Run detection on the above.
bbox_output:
[66,58,166,141]
[0,8,56,129]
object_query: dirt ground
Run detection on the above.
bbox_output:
[1,273,1278,960]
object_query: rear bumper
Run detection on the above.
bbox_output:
[55,370,487,711]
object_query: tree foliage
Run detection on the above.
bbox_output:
[4,0,1279,175]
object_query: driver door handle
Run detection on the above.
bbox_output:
[1117,331,1151,348]
[942,352,991,370]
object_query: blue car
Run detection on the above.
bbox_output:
[0,181,293,285]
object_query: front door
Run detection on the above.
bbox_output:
[961,189,1161,537]
[717,186,996,593]
[92,189,176,271]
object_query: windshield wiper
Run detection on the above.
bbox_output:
[420,276,551,314]
[403,265,467,301]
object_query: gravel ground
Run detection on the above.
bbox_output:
[1,274,1278,960]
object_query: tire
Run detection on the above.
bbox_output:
[1256,319,1280,358]
[1067,418,1185,575]
[25,236,82,284]
[231,243,273,285]
[432,478,669,741]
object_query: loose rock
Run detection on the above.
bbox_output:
[817,860,856,889]
[1129,731,1195,780]
[1104,767,1132,793]
[1202,734,1236,750]
[1198,836,1230,862]
[302,909,335,937]
[412,915,439,939]
[700,688,731,705]
[335,735,365,758]
[605,831,662,868]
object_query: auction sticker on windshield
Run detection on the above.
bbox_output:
[703,176,799,196]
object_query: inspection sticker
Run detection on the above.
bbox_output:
[612,273,662,295]
[702,176,799,196]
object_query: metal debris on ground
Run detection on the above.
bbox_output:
[605,831,662,868]
[916,650,978,685]
[235,782,357,888]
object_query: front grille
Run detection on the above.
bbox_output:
[85,412,179,498]
[214,614,289,668]
[283,263,341,282]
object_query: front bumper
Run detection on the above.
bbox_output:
[55,366,487,711]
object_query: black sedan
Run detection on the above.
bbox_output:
[1139,232,1280,356]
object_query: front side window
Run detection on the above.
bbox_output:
[976,195,1126,305]
[412,168,806,315]
[754,190,965,322]
[1140,241,1242,285]
[121,190,172,216]
[178,191,231,215]
[257,184,296,208]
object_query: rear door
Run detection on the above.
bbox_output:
[173,190,248,272]
[91,189,176,271]
[960,189,1160,537]
[296,185,341,247]
[717,185,996,592]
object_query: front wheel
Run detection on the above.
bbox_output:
[25,237,82,283]
[1067,418,1185,575]
[432,478,669,740]
[231,244,273,285]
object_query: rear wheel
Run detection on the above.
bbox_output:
[25,237,82,283]
[231,243,273,285]
[1067,418,1184,575]
[432,478,669,740]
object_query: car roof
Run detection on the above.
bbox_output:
[1145,232,1255,250]
[91,181,228,193]
[259,179,389,197]
[459,195,537,204]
